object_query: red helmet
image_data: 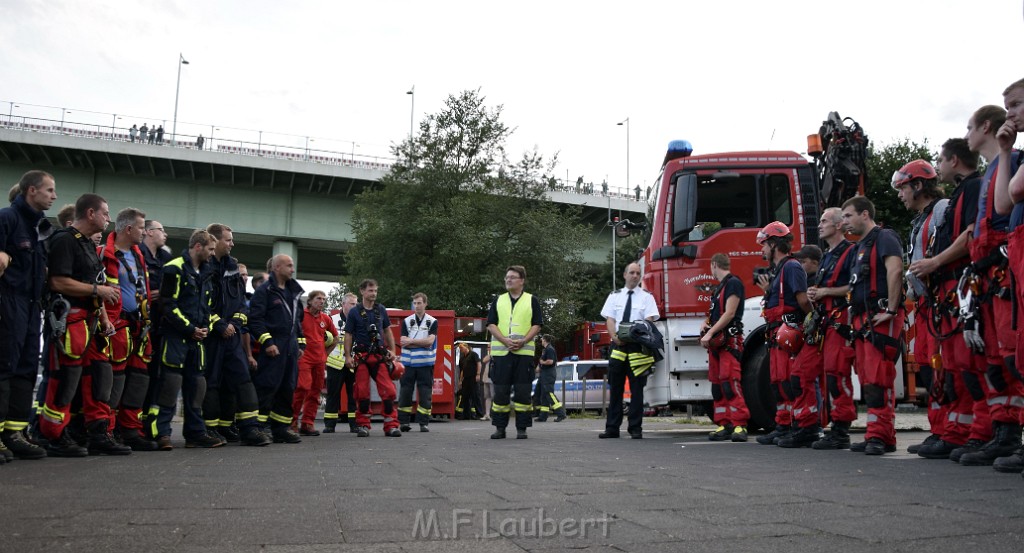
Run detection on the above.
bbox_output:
[388,360,405,380]
[891,160,937,189]
[756,221,791,245]
[776,323,804,354]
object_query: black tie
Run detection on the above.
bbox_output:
[622,290,634,323]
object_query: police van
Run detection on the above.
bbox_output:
[537,359,615,411]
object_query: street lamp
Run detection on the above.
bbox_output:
[305,137,314,160]
[8,102,19,125]
[61,109,71,130]
[111,114,122,139]
[617,117,629,196]
[172,53,189,146]
[406,86,415,143]
[351,141,359,162]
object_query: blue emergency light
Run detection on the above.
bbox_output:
[663,140,693,166]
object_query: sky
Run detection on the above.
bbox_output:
[4,0,1024,199]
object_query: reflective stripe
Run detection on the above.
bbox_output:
[257,414,269,423]
[714,407,727,413]
[232,312,248,325]
[398,406,413,414]
[400,313,437,365]
[513,402,532,412]
[866,413,878,422]
[41,405,65,425]
[217,419,234,426]
[548,393,563,410]
[490,292,536,357]
[324,413,339,420]
[492,403,512,413]
[417,406,431,416]
[4,420,28,431]
[948,412,974,424]
[539,406,551,413]
[297,337,307,345]
[258,333,272,344]
[268,411,293,424]
[988,395,1009,406]
[930,402,942,410]
[205,419,219,427]
[347,413,356,419]
[235,411,258,421]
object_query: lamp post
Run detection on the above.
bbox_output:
[351,141,359,162]
[172,53,189,146]
[8,102,19,125]
[61,109,71,130]
[406,86,415,143]
[111,114,121,140]
[617,117,629,196]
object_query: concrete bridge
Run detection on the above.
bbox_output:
[0,125,647,280]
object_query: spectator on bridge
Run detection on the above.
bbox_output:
[129,124,137,143]
[635,185,641,200]
[646,186,652,200]
[156,125,164,144]
[139,124,149,143]
[575,176,582,193]
[602,180,608,196]
[148,127,156,144]
[197,135,205,150]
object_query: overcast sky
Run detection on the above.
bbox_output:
[3,0,1023,196]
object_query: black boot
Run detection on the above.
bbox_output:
[812,422,851,450]
[45,428,88,457]
[0,439,12,463]
[240,426,272,447]
[120,430,159,452]
[756,425,790,445]
[994,446,1024,473]
[86,421,132,456]
[1,430,47,460]
[219,424,241,443]
[906,433,941,454]
[916,439,965,459]
[960,423,1023,466]
[949,439,987,463]
[777,425,821,448]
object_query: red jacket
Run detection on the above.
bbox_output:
[299,308,337,366]
[97,231,150,321]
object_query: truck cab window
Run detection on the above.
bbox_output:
[685,173,793,240]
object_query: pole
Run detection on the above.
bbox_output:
[60,108,66,129]
[407,85,415,143]
[617,117,630,195]
[172,53,189,146]
[111,114,116,139]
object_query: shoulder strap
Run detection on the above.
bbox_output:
[823,241,854,288]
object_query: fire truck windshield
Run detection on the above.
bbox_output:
[679,172,793,241]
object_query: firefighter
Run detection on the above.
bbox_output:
[344,278,401,437]
[139,219,173,440]
[909,141,983,459]
[842,196,906,455]
[398,292,437,433]
[890,161,948,455]
[324,292,358,433]
[0,171,56,462]
[98,208,158,451]
[992,78,1024,474]
[489,265,544,440]
[292,289,337,436]
[536,334,566,423]
[599,262,658,440]
[808,208,858,450]
[249,254,305,444]
[201,224,271,447]
[753,221,810,446]
[953,105,1024,466]
[701,253,749,442]
[154,230,221,449]
[39,194,126,457]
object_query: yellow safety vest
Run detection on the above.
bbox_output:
[490,292,536,357]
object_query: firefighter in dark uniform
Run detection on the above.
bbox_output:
[154,230,221,449]
[39,193,123,457]
[488,265,544,440]
[248,254,305,444]
[0,171,56,462]
[842,196,906,455]
[140,219,173,439]
[201,224,271,447]
[324,293,358,433]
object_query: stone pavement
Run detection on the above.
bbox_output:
[2,417,1022,553]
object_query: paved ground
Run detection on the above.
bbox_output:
[2,415,1023,553]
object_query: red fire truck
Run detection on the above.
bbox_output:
[638,114,915,430]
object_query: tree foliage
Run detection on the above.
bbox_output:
[345,90,593,340]
[864,138,934,239]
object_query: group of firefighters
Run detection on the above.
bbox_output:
[699,77,1024,476]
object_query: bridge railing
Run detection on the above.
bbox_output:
[0,110,648,202]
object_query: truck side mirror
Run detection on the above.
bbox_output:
[671,173,697,243]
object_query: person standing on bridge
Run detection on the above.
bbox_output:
[0,170,56,463]
[599,262,659,439]
[249,254,305,444]
[488,265,544,440]
[129,124,137,143]
[397,292,437,433]
[139,123,148,144]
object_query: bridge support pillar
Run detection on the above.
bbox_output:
[273,240,298,268]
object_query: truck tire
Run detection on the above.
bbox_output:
[740,337,774,431]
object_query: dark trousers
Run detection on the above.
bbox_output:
[398,364,433,425]
[202,333,258,430]
[253,340,298,431]
[324,367,356,428]
[490,354,534,430]
[606,345,648,435]
[537,367,566,419]
[0,297,43,431]
[458,380,479,420]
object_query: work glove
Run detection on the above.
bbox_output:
[962,315,985,355]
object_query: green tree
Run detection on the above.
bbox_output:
[864,138,933,239]
[345,90,592,340]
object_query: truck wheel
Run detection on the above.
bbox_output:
[740,340,774,431]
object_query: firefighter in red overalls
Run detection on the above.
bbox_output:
[98,208,157,451]
[753,222,810,446]
[842,196,906,455]
[292,290,337,436]
[701,253,749,442]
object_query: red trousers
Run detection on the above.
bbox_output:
[852,310,905,446]
[1011,226,1024,425]
[708,337,749,427]
[292,359,326,427]
[975,266,1024,425]
[822,321,857,424]
[769,344,795,426]
[40,309,100,440]
[353,353,398,431]
[791,344,822,428]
